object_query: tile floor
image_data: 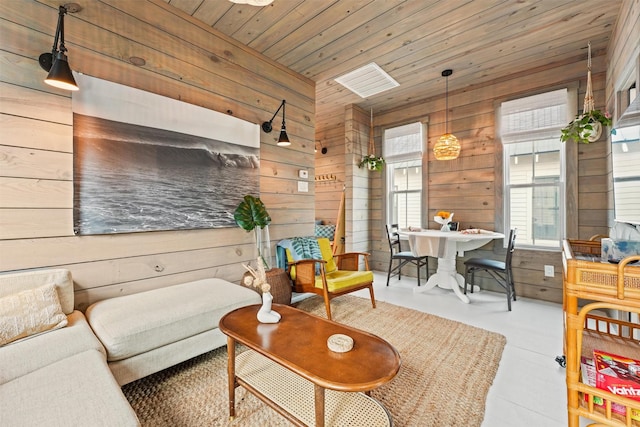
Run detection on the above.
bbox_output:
[298,270,592,427]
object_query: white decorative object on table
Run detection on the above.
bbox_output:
[327,333,354,353]
[243,258,281,323]
[257,291,281,323]
[434,211,454,232]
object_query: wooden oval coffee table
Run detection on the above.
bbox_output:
[219,303,401,426]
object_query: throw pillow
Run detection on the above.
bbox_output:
[0,282,68,346]
[291,237,323,275]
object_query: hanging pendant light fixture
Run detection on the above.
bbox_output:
[39,5,80,91]
[433,69,460,160]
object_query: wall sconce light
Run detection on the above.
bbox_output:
[316,140,327,154]
[39,4,79,91]
[433,69,460,160]
[262,99,290,146]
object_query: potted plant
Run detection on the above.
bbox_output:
[358,154,385,171]
[234,195,272,269]
[560,110,614,144]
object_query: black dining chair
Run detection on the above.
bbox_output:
[463,228,517,311]
[385,224,430,287]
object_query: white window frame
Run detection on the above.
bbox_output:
[499,89,576,250]
[383,122,425,229]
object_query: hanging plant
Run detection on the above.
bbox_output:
[358,154,386,171]
[358,108,385,171]
[560,42,616,144]
[560,110,614,144]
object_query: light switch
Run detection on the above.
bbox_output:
[298,181,309,192]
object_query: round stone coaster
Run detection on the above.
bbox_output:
[327,333,354,353]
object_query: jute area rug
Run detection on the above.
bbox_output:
[122,296,507,426]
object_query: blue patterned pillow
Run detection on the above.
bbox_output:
[315,224,336,240]
[291,237,323,275]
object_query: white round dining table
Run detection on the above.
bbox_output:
[399,229,505,303]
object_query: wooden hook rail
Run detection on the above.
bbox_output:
[315,174,337,182]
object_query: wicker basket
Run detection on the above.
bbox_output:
[241,268,292,305]
[563,240,640,302]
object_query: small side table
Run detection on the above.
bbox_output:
[241,267,292,305]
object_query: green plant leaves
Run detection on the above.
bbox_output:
[358,155,385,171]
[233,195,271,231]
[560,109,614,144]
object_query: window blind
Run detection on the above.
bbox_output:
[501,89,569,144]
[383,122,423,162]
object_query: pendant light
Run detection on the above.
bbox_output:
[433,69,460,160]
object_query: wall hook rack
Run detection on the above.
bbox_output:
[315,174,337,182]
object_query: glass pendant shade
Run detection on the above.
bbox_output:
[433,133,461,160]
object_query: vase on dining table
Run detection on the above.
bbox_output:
[434,212,454,232]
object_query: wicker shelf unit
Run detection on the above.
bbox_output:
[562,239,640,427]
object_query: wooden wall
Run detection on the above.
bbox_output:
[315,52,626,304]
[314,104,376,256]
[315,109,345,224]
[344,104,376,254]
[0,0,315,310]
[2,0,636,308]
[606,0,639,120]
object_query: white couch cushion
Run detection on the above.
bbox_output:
[0,269,74,315]
[85,278,261,361]
[0,282,67,346]
[0,310,105,384]
[0,349,139,427]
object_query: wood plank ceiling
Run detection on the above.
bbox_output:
[165,0,623,118]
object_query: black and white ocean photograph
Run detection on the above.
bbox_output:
[71,74,260,235]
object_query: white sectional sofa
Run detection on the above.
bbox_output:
[0,269,139,426]
[0,268,262,425]
[85,277,262,385]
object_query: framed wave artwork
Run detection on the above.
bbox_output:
[71,73,260,235]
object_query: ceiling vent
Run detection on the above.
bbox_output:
[334,63,399,98]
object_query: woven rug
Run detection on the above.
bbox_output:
[122,296,506,426]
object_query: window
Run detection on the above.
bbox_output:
[384,122,424,229]
[500,89,573,249]
[612,82,639,222]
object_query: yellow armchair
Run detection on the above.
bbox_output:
[283,238,376,321]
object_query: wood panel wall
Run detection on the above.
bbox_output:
[606,0,640,119]
[344,104,375,254]
[315,44,637,304]
[0,0,315,310]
